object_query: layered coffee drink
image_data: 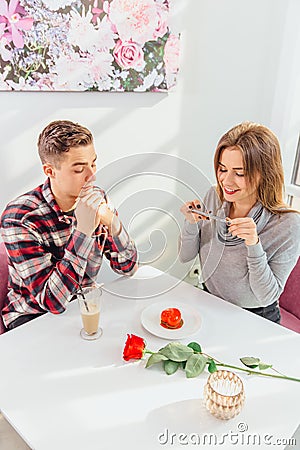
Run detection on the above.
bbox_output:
[81,305,100,335]
[78,286,102,340]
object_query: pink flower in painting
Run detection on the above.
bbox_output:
[163,33,180,74]
[113,39,145,71]
[91,0,103,25]
[92,6,102,24]
[109,0,158,45]
[0,0,33,48]
[153,4,168,39]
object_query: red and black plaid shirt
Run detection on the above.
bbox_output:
[0,178,137,328]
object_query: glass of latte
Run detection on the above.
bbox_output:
[78,286,102,340]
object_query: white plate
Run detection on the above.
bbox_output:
[141,301,201,340]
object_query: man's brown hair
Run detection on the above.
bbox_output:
[38,120,93,166]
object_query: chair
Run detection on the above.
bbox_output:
[0,241,8,334]
[279,258,300,333]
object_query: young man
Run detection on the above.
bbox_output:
[0,120,138,330]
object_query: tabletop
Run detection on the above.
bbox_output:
[0,265,299,450]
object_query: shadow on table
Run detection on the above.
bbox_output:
[81,399,231,450]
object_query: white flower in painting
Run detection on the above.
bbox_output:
[7,77,26,90]
[134,68,158,91]
[41,0,75,11]
[0,29,12,61]
[0,39,12,61]
[0,66,12,90]
[87,50,114,84]
[68,8,97,52]
[111,78,121,90]
[7,77,42,90]
[109,0,159,45]
[51,52,90,90]
[97,76,112,91]
[154,73,164,87]
[119,70,129,80]
[95,16,117,50]
[0,24,12,61]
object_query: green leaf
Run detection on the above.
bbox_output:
[159,343,194,362]
[145,353,168,368]
[181,361,187,369]
[164,360,180,375]
[258,362,273,371]
[240,356,260,368]
[185,354,207,378]
[187,342,202,353]
[208,360,218,373]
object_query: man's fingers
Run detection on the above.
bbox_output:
[80,191,104,206]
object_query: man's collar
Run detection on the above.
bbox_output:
[42,178,73,222]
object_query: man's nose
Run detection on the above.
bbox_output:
[85,171,96,183]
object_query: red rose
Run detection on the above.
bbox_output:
[123,334,146,361]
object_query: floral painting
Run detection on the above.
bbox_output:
[0,0,180,91]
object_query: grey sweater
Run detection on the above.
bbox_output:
[179,187,300,308]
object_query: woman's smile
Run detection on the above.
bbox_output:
[223,186,240,195]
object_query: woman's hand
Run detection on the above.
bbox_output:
[228,217,259,246]
[180,199,209,224]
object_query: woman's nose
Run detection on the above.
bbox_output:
[222,171,234,184]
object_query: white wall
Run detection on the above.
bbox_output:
[0,0,299,283]
[269,0,300,185]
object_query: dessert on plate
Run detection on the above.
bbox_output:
[160,308,184,329]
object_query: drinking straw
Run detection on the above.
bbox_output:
[66,273,89,312]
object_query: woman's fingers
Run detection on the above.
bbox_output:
[180,200,201,223]
[180,199,210,224]
[228,218,258,245]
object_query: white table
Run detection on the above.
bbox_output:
[0,266,299,450]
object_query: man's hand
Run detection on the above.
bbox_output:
[75,188,121,237]
[96,202,121,237]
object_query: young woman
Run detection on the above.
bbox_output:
[179,122,300,323]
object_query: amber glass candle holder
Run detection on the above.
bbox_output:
[203,370,245,420]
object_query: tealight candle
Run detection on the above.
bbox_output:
[203,370,245,420]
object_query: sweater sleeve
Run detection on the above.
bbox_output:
[178,186,219,263]
[246,214,300,303]
[178,221,201,263]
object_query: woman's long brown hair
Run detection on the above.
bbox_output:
[214,122,298,215]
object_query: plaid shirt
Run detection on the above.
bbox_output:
[0,178,137,328]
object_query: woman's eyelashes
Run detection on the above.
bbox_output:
[218,168,244,177]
